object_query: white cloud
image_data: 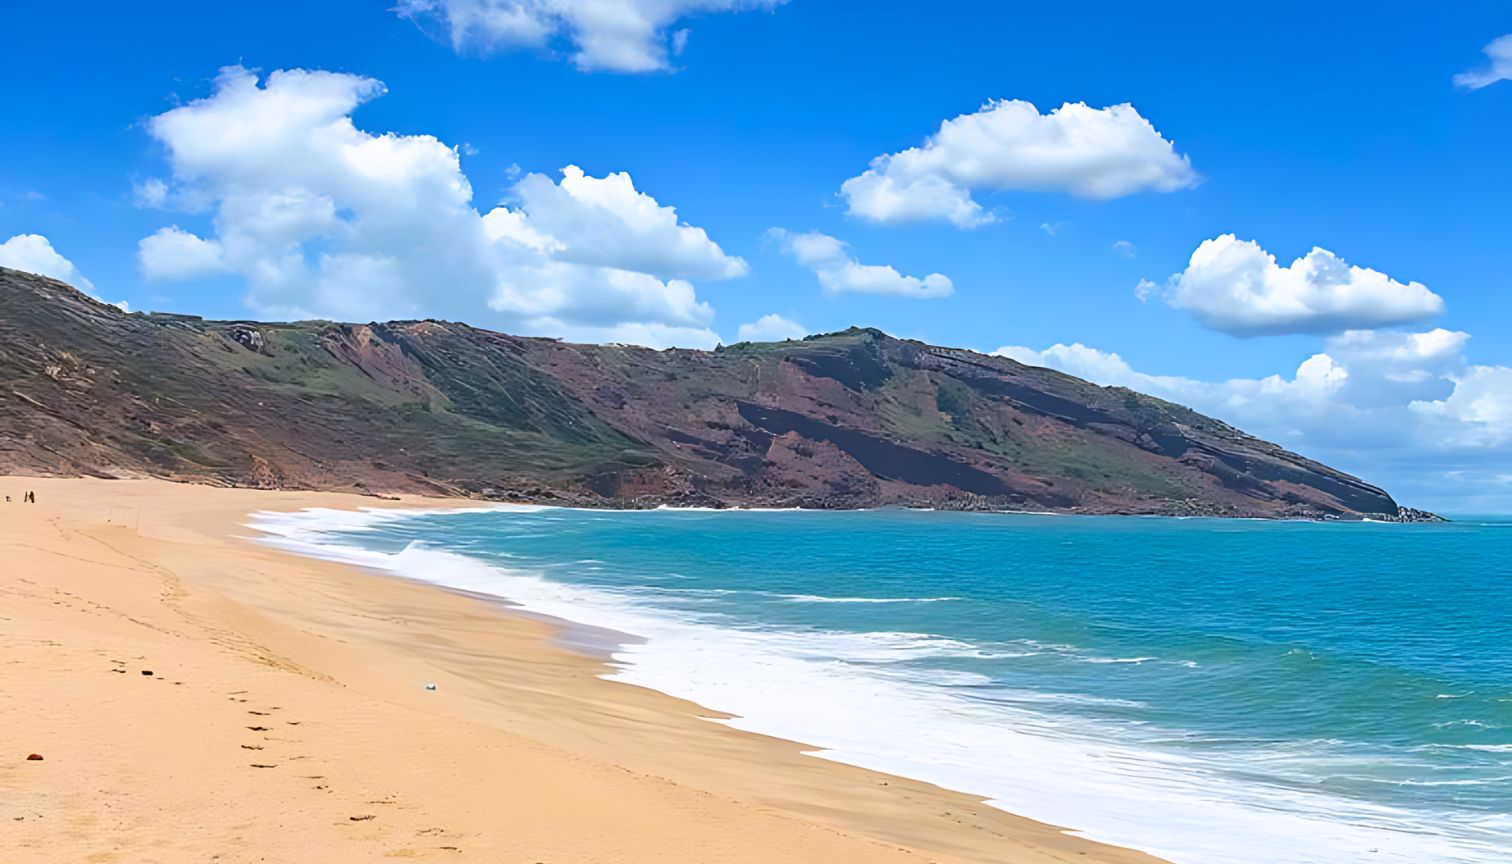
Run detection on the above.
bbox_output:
[1156,234,1444,336]
[994,329,1512,509]
[993,342,1350,424]
[736,313,807,342]
[1112,239,1136,258]
[395,0,783,73]
[511,165,746,280]
[0,233,132,310]
[770,228,953,299]
[0,233,95,291]
[133,177,169,208]
[1039,221,1068,236]
[136,66,738,347]
[1454,34,1512,90]
[840,101,1198,227]
[1412,365,1512,448]
[138,226,226,280]
[996,328,1482,426]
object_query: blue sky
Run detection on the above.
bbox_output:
[2,2,1509,510]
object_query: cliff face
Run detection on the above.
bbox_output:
[0,268,1403,518]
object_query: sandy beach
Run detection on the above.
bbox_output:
[1,476,1168,864]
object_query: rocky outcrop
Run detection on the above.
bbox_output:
[0,268,1419,519]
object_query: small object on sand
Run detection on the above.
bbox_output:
[424,682,437,691]
[26,754,44,761]
[140,670,153,676]
[349,814,376,821]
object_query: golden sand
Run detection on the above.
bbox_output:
[1,477,1166,863]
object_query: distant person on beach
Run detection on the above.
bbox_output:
[25,491,35,503]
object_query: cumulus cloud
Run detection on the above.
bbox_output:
[395,0,784,72]
[993,342,1351,427]
[1411,365,1512,448]
[136,66,740,347]
[1454,34,1512,90]
[769,229,953,299]
[840,101,1197,227]
[511,165,746,279]
[736,312,807,342]
[138,226,226,280]
[994,329,1512,509]
[0,233,132,310]
[0,233,95,291]
[1154,234,1444,336]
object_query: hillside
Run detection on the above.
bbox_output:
[0,267,1414,518]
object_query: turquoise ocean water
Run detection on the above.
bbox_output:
[252,507,1511,864]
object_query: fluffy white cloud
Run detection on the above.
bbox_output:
[136,66,739,347]
[138,226,226,280]
[993,342,1351,425]
[1454,34,1512,90]
[840,101,1197,227]
[395,0,784,72]
[736,312,807,342]
[770,229,952,299]
[0,233,95,291]
[0,233,132,310]
[994,329,1512,509]
[511,165,746,279]
[1412,365,1512,448]
[1155,234,1445,336]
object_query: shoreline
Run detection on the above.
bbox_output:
[2,476,1168,864]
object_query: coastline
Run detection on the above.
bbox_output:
[1,476,1168,864]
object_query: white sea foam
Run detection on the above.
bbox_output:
[247,507,1511,864]
[772,593,962,604]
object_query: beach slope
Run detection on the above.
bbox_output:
[1,477,1167,864]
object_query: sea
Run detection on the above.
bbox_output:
[249,506,1512,864]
